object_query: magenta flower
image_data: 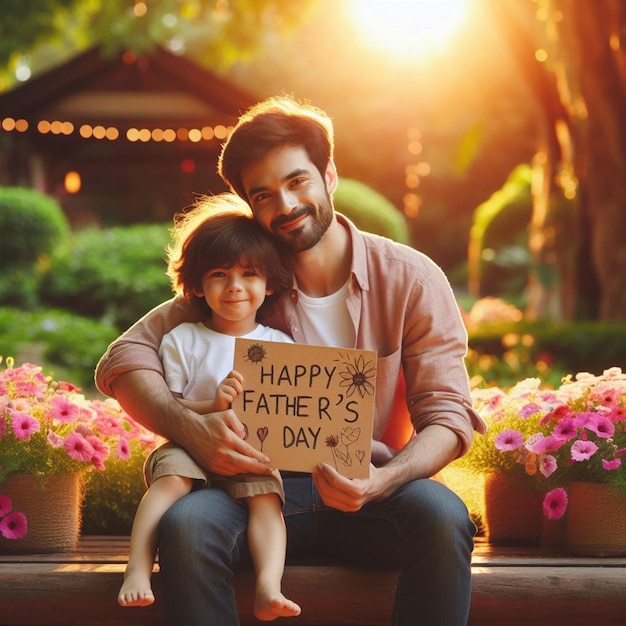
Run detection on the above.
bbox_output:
[10,411,40,440]
[63,432,95,462]
[552,417,578,441]
[0,512,28,539]
[570,439,599,461]
[118,437,131,460]
[494,429,524,451]
[527,434,562,455]
[602,458,621,470]
[543,488,568,520]
[87,436,110,470]
[0,493,12,517]
[49,395,80,423]
[0,511,28,539]
[584,414,615,439]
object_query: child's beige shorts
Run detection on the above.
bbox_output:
[144,441,285,503]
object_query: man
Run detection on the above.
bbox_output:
[96,96,485,625]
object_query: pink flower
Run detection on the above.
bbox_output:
[494,429,524,451]
[87,436,110,470]
[10,411,40,440]
[584,414,615,439]
[570,439,599,461]
[63,432,95,462]
[0,493,12,517]
[527,434,562,455]
[551,417,578,441]
[47,430,64,448]
[539,454,557,477]
[543,487,568,520]
[520,403,541,418]
[49,395,80,423]
[0,511,28,539]
[602,458,621,470]
[118,437,131,461]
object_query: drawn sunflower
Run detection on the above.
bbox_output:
[337,354,376,398]
[243,342,267,364]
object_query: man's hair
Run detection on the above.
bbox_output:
[218,96,334,200]
[166,193,292,314]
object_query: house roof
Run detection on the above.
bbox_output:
[0,44,256,130]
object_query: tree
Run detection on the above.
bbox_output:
[493,0,626,321]
[0,0,317,87]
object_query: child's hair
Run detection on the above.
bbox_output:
[166,193,292,315]
[218,95,334,201]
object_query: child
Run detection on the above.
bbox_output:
[118,193,301,621]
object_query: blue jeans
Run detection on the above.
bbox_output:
[158,475,476,625]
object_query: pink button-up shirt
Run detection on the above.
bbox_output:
[95,215,485,459]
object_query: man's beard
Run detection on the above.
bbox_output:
[270,195,333,253]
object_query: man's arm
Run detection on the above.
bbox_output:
[112,369,272,476]
[95,297,200,397]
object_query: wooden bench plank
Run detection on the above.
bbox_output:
[1,537,625,625]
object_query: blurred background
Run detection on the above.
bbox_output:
[1,0,625,391]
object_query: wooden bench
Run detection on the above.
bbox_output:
[1,535,626,625]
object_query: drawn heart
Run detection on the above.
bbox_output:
[257,426,269,443]
[355,450,365,464]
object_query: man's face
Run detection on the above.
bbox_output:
[241,145,335,253]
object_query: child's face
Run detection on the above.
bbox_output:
[194,263,272,334]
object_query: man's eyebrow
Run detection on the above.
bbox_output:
[248,168,312,197]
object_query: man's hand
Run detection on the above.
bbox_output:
[111,369,272,477]
[196,407,273,476]
[312,462,383,512]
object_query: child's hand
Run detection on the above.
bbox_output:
[214,370,244,410]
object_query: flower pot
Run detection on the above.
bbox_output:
[0,473,84,554]
[483,472,543,545]
[566,481,626,556]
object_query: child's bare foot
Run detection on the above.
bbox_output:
[118,571,155,607]
[254,588,301,621]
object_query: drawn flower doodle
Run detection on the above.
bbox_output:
[243,342,267,365]
[325,427,362,469]
[336,354,375,399]
[324,434,340,471]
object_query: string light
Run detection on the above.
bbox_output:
[0,117,232,144]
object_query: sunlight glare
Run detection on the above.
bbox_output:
[350,0,469,59]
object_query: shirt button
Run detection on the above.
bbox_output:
[292,327,299,333]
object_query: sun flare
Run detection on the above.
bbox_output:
[349,0,469,59]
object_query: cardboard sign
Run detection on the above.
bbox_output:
[232,338,376,479]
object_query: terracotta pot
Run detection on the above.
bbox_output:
[483,472,543,545]
[0,473,84,554]
[566,481,626,556]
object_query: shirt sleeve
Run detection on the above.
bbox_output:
[94,296,202,397]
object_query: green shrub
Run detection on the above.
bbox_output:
[0,307,120,389]
[0,187,69,307]
[82,438,150,535]
[468,165,532,297]
[40,223,173,329]
[467,320,626,388]
[334,178,410,244]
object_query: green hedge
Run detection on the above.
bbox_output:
[0,187,69,307]
[40,223,173,330]
[467,320,626,387]
[0,307,120,390]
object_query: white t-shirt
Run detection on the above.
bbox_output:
[295,281,355,348]
[159,322,293,401]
